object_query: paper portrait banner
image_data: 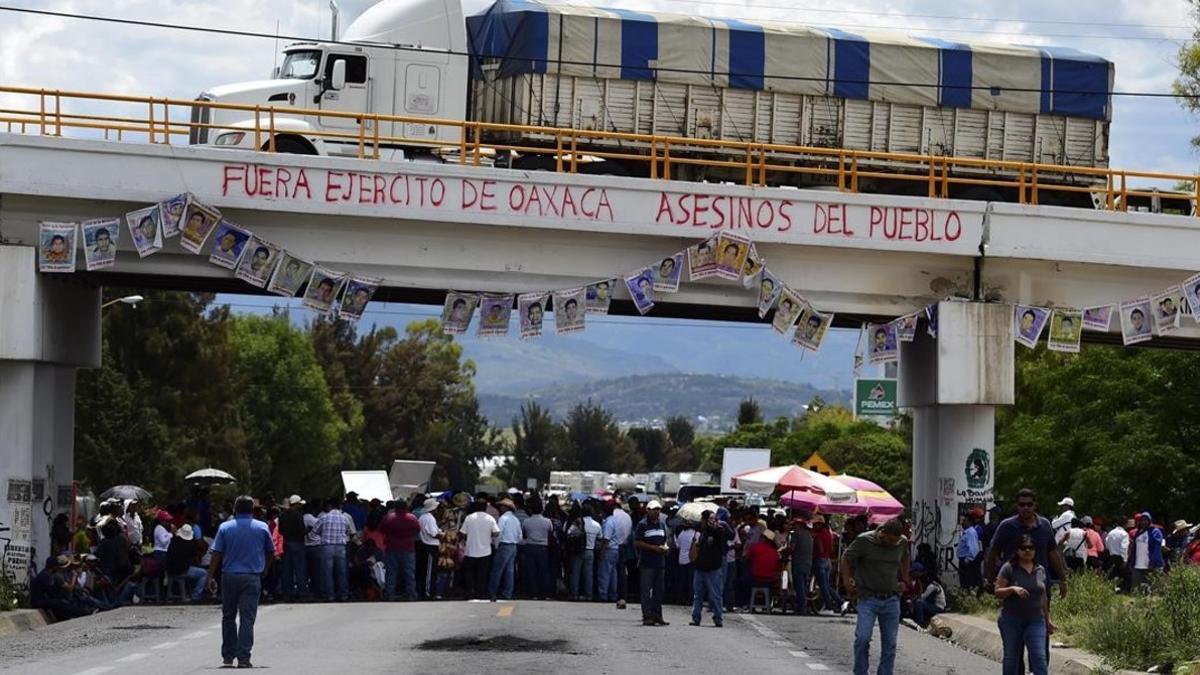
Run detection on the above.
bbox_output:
[687,237,718,281]
[1119,297,1153,346]
[124,205,164,258]
[741,244,764,289]
[179,197,222,254]
[893,313,919,343]
[233,236,282,288]
[925,304,938,338]
[1013,305,1050,349]
[338,275,382,323]
[518,292,549,339]
[867,321,900,364]
[208,220,252,270]
[158,193,189,239]
[554,287,587,335]
[267,252,314,297]
[714,231,752,280]
[756,269,783,318]
[1184,273,1200,323]
[1047,308,1084,353]
[477,294,514,338]
[81,218,120,271]
[624,268,656,315]
[38,222,77,273]
[302,265,347,315]
[1081,305,1114,332]
[1150,286,1182,335]
[772,288,805,335]
[652,253,684,293]
[586,279,615,315]
[442,292,480,334]
[792,304,834,352]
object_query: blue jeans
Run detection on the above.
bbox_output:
[282,541,307,598]
[220,573,261,664]
[569,550,594,599]
[722,560,736,609]
[998,614,1048,675]
[524,546,551,598]
[489,543,517,599]
[691,568,724,624]
[597,546,621,601]
[384,551,416,600]
[853,595,900,675]
[791,562,811,615]
[912,598,942,628]
[814,558,843,611]
[320,544,348,600]
[184,565,208,601]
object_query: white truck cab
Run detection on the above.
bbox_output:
[191,0,469,158]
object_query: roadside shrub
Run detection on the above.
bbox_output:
[0,573,18,611]
[948,586,998,616]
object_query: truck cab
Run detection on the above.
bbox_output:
[191,0,468,158]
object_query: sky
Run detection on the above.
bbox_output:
[2,0,1198,394]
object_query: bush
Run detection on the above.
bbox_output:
[0,574,19,612]
[949,586,999,616]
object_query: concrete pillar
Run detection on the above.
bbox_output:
[900,301,1013,580]
[0,246,99,583]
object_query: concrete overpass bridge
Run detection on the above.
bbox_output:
[4,129,1200,580]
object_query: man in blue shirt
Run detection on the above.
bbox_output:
[634,500,670,626]
[489,498,522,601]
[956,513,982,594]
[207,495,274,669]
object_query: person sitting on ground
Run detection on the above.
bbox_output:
[30,555,89,621]
[909,563,946,628]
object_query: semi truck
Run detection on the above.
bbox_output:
[193,0,1115,208]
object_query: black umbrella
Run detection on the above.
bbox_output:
[99,485,152,501]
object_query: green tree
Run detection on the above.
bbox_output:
[507,401,563,486]
[1176,3,1200,148]
[820,431,912,507]
[737,397,763,426]
[627,427,669,469]
[665,415,696,450]
[563,400,629,471]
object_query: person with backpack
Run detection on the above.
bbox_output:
[1058,518,1088,572]
[688,510,727,627]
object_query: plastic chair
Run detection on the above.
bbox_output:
[165,576,190,603]
[138,577,162,603]
[749,586,772,613]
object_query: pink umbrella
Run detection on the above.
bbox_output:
[732,465,857,501]
[779,475,904,517]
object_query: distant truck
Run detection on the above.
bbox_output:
[548,470,609,495]
[193,0,1117,209]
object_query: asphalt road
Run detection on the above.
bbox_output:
[0,601,998,674]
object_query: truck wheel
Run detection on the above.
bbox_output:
[265,135,316,155]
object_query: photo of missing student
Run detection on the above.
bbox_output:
[441,292,479,335]
[338,276,381,323]
[586,279,616,315]
[158,193,189,239]
[1119,297,1153,346]
[124,205,163,258]
[741,244,764,289]
[81,218,120,272]
[687,237,718,280]
[893,313,919,343]
[38,222,78,273]
[867,322,899,364]
[1013,305,1050,349]
[554,287,587,335]
[756,270,783,318]
[772,288,805,335]
[1081,305,1114,332]
[653,253,684,293]
[233,236,282,287]
[477,294,514,338]
[1184,273,1200,323]
[179,197,222,254]
[301,265,347,315]
[1047,308,1084,353]
[1150,286,1182,335]
[624,268,656,315]
[792,305,834,352]
[518,292,549,339]
[207,220,252,270]
[715,231,751,280]
[267,253,314,297]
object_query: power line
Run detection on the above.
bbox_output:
[0,4,1194,99]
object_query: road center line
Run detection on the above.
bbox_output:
[805,664,831,671]
[150,641,179,650]
[72,667,114,675]
[788,650,810,658]
[114,653,149,663]
[182,631,210,640]
[497,605,515,617]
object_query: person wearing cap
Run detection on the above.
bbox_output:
[489,498,522,601]
[416,498,444,600]
[153,510,175,562]
[207,495,275,669]
[1167,519,1195,565]
[841,518,911,675]
[1051,497,1076,541]
[277,496,309,601]
[30,554,89,620]
[634,500,670,626]
[1128,512,1165,591]
[786,510,814,616]
[166,524,209,601]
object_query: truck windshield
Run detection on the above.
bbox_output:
[279,50,322,80]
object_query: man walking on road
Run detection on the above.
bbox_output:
[635,500,670,626]
[489,498,521,601]
[207,495,274,669]
[841,518,910,675]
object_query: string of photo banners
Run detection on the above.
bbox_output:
[34,192,1200,364]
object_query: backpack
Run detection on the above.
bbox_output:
[564,522,586,555]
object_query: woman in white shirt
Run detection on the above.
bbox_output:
[152,511,174,562]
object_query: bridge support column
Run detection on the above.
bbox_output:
[900,301,1013,581]
[0,246,99,584]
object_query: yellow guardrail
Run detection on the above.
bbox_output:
[0,84,1194,214]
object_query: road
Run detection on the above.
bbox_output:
[0,601,997,674]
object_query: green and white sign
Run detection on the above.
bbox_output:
[854,378,898,418]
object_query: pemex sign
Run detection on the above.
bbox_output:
[854,378,898,418]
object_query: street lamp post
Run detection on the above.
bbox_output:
[100,294,143,309]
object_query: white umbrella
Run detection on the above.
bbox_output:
[731,465,857,501]
[678,501,718,524]
[185,468,236,485]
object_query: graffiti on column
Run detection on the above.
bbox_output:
[912,497,959,576]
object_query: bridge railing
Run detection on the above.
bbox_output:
[0,84,1194,215]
